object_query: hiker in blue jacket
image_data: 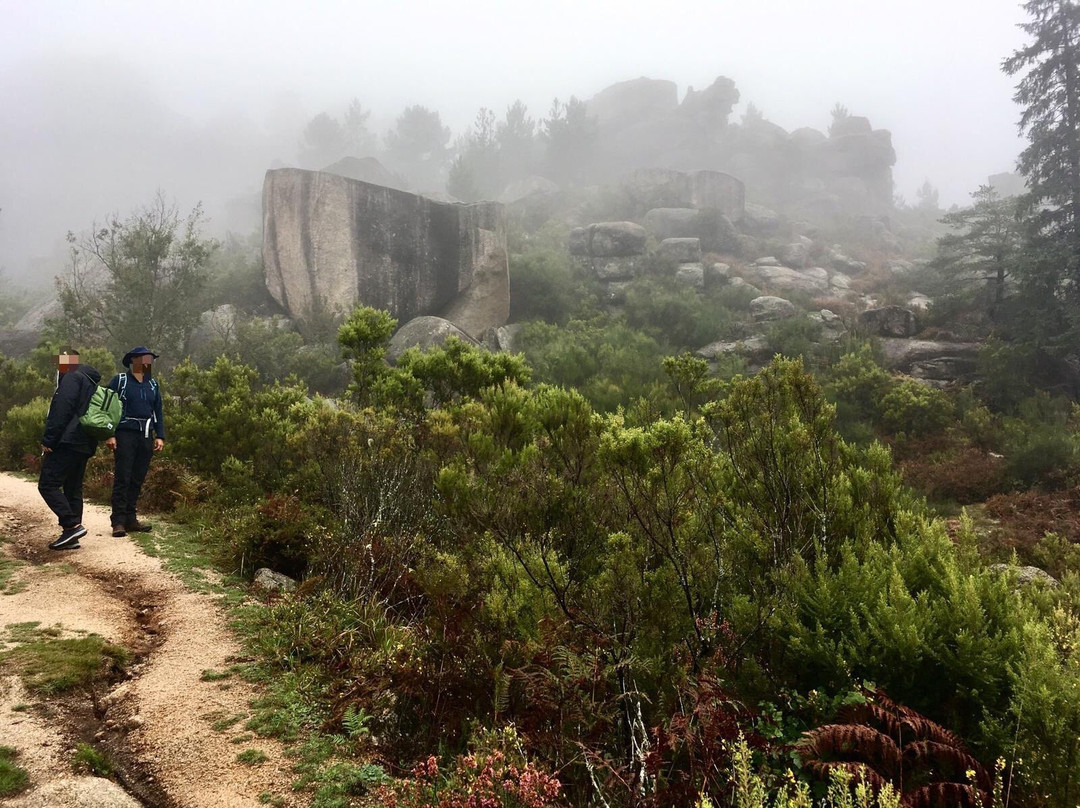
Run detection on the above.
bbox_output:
[104,347,165,537]
[38,348,102,551]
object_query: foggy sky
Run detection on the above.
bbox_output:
[1,0,1028,285]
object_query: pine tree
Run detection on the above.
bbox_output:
[933,185,1024,317]
[1003,0,1080,337]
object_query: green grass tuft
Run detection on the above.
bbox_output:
[72,743,113,777]
[0,746,30,797]
[211,712,247,733]
[237,748,269,766]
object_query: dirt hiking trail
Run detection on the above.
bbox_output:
[0,472,305,807]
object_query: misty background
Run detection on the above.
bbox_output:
[0,0,1026,287]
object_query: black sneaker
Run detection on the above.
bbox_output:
[49,524,86,551]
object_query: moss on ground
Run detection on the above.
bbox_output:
[0,627,127,696]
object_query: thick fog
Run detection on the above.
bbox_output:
[0,0,1026,285]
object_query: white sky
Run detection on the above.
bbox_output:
[0,0,1029,282]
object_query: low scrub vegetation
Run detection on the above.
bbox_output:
[2,304,1079,807]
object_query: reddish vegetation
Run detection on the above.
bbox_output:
[981,486,1080,557]
[797,689,993,808]
[898,446,1007,505]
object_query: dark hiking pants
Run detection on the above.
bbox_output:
[38,447,90,529]
[111,431,154,527]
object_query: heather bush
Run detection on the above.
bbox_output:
[166,356,319,488]
[878,379,954,437]
[516,317,667,411]
[770,513,1026,767]
[217,494,333,578]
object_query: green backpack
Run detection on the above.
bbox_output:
[78,375,122,440]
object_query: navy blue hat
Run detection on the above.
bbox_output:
[122,346,160,368]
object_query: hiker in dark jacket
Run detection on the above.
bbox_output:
[38,348,102,551]
[104,347,165,537]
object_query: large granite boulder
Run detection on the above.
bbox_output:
[741,203,782,235]
[880,339,981,383]
[642,208,738,252]
[741,265,829,295]
[751,295,797,322]
[674,263,705,289]
[263,168,510,339]
[483,323,524,353]
[657,238,702,263]
[386,316,480,364]
[680,76,740,128]
[780,242,810,269]
[696,334,772,365]
[808,309,848,343]
[587,77,680,130]
[860,306,916,338]
[623,168,745,220]
[569,222,648,258]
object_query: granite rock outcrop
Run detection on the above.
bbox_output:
[263,168,509,339]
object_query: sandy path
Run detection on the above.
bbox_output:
[0,473,305,808]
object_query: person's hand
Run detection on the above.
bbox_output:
[40,445,52,454]
[153,438,164,452]
[106,437,117,451]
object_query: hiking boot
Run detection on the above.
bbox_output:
[49,524,86,551]
[125,520,152,533]
[112,525,127,538]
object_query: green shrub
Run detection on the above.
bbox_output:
[623,276,740,348]
[392,336,531,409]
[766,316,823,360]
[0,396,48,471]
[29,342,116,379]
[167,357,318,488]
[0,353,50,424]
[508,248,588,323]
[771,514,1024,755]
[193,317,344,396]
[823,346,893,426]
[998,395,1080,488]
[517,317,666,410]
[879,379,954,437]
[218,494,333,578]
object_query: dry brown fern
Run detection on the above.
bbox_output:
[798,690,992,807]
[797,725,902,780]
